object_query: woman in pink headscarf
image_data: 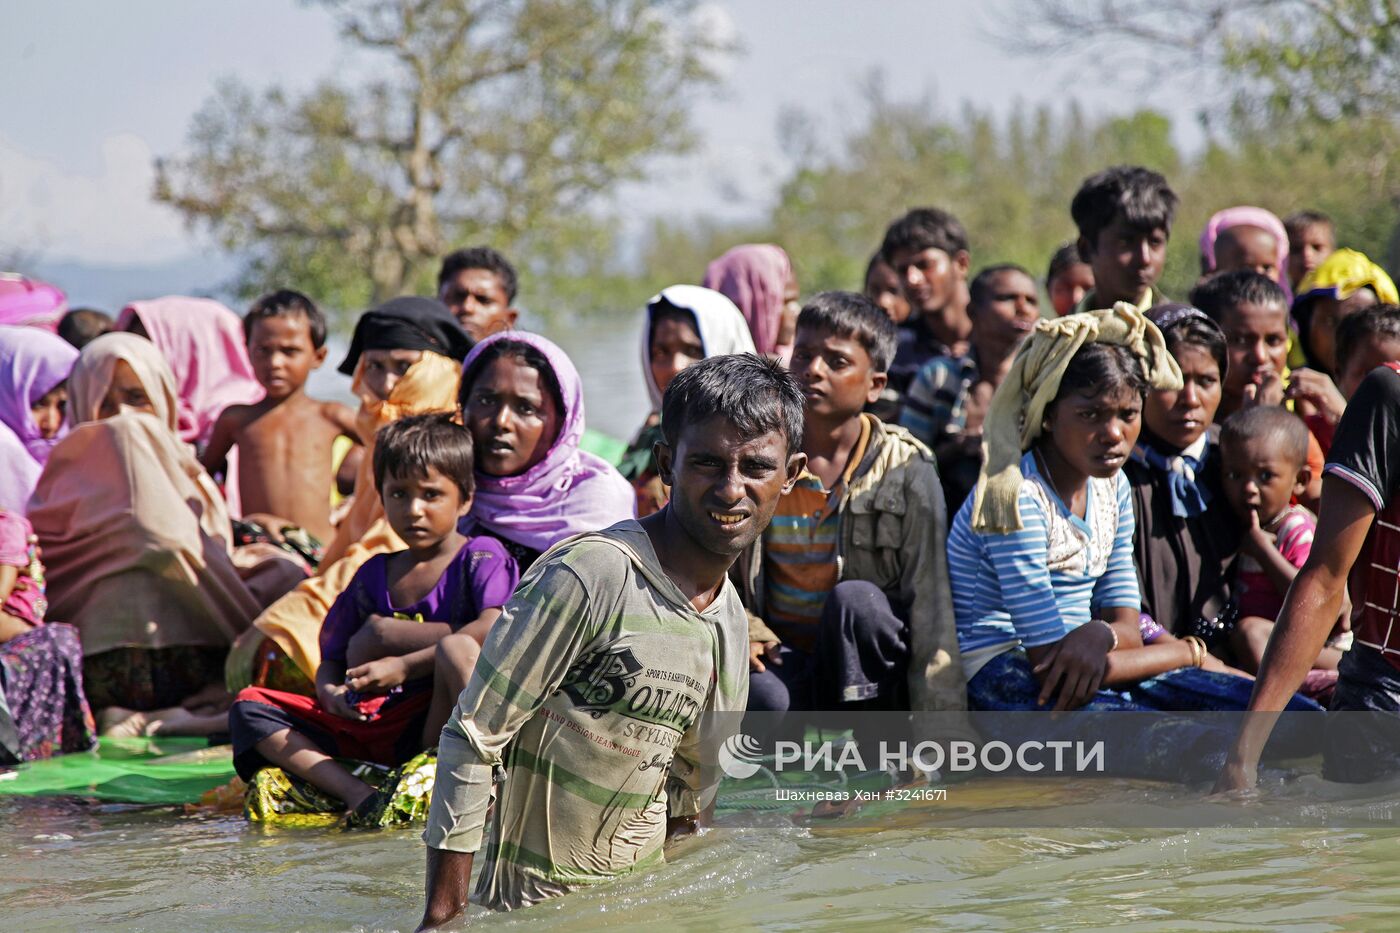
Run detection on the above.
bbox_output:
[117,296,264,448]
[1199,207,1292,299]
[702,244,801,360]
[0,274,67,330]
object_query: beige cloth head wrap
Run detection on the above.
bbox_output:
[970,302,1182,533]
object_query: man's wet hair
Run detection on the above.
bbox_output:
[437,246,519,305]
[1045,242,1084,289]
[373,412,475,499]
[661,353,804,456]
[1336,304,1400,376]
[57,308,114,350]
[1220,405,1310,469]
[969,263,1035,310]
[796,290,898,373]
[244,289,327,348]
[1284,210,1335,241]
[879,207,969,264]
[1071,165,1179,250]
[1189,270,1288,323]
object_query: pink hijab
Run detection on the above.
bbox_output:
[1199,207,1292,302]
[0,275,66,331]
[702,244,793,356]
[116,296,264,446]
[462,331,635,553]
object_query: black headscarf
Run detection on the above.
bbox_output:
[337,296,474,375]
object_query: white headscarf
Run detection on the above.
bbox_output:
[639,285,757,409]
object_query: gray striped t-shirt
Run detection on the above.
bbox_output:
[423,520,749,911]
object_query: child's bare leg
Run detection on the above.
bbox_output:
[255,727,377,809]
[1231,616,1275,674]
[423,633,481,748]
[146,708,232,736]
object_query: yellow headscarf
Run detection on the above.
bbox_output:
[971,303,1182,533]
[1296,248,1399,306]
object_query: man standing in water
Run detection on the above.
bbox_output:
[419,354,806,926]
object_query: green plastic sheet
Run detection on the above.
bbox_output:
[0,737,236,805]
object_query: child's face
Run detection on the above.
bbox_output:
[789,326,885,424]
[439,268,516,342]
[1220,435,1306,526]
[653,414,804,560]
[1042,384,1143,480]
[970,270,1039,356]
[865,259,911,324]
[30,382,67,439]
[887,246,969,317]
[463,355,561,477]
[1048,262,1094,317]
[649,313,704,399]
[248,314,326,400]
[1309,288,1379,374]
[97,360,156,421]
[380,465,470,550]
[1220,301,1289,399]
[1287,223,1335,288]
[362,348,424,402]
[1214,225,1281,283]
[1337,336,1400,400]
[1145,342,1221,451]
[1082,217,1167,304]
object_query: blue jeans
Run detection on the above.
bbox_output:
[966,649,1323,782]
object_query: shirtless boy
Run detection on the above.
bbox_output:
[203,290,358,544]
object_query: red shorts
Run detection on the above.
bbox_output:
[228,685,431,779]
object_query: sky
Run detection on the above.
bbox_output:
[0,0,1206,277]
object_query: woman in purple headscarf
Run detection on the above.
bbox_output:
[0,326,79,514]
[420,332,636,729]
[702,244,801,360]
[458,331,635,567]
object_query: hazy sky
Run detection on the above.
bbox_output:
[0,0,1204,268]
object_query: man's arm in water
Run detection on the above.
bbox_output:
[1215,475,1375,792]
[418,849,473,931]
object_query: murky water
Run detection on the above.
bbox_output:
[7,777,1400,931]
[13,318,1400,929]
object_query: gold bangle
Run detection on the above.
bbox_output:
[1184,635,1206,668]
[1097,619,1119,652]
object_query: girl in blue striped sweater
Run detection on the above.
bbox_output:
[948,307,1318,734]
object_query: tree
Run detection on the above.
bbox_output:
[636,70,1400,304]
[1007,0,1400,120]
[155,0,731,314]
[1006,0,1400,271]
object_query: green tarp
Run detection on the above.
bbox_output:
[0,737,236,805]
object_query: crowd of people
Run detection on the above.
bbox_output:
[3,162,1400,922]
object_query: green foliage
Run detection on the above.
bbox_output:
[637,76,1399,306]
[155,0,731,325]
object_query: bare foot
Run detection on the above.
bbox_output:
[98,707,153,737]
